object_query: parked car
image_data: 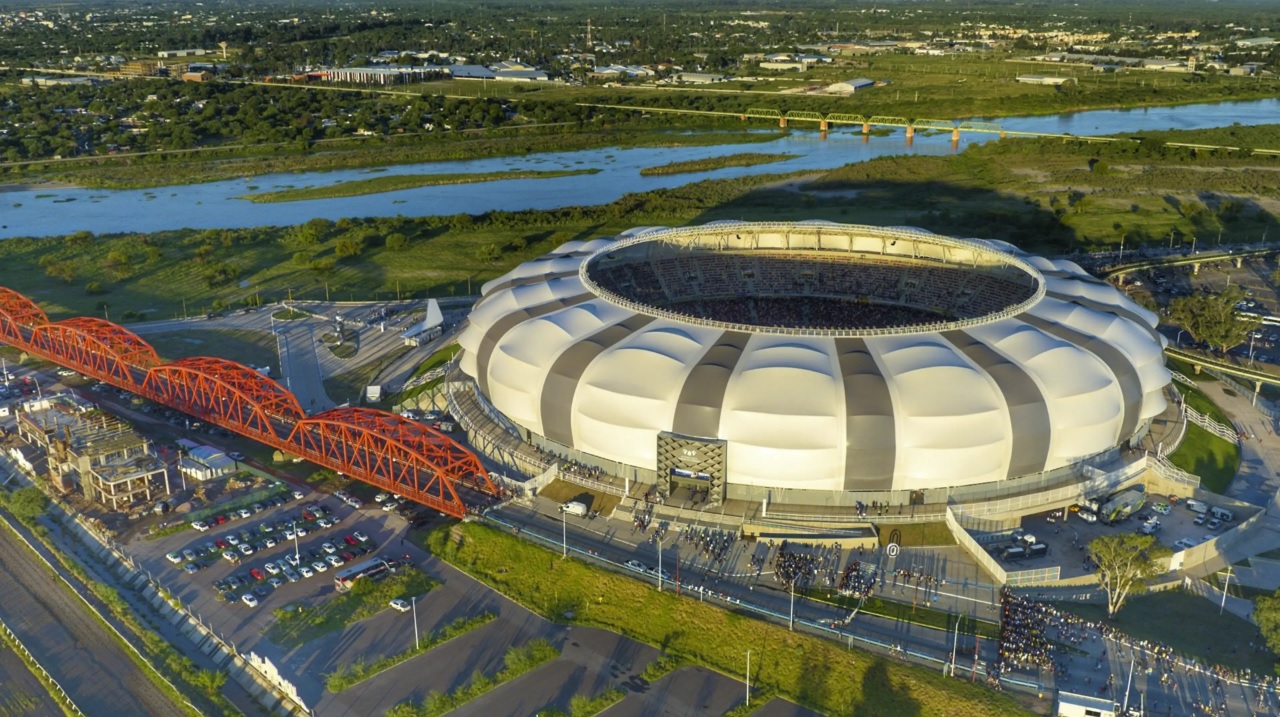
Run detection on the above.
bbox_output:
[321,542,337,554]
[389,598,411,612]
[183,563,200,575]
[249,568,265,581]
[166,551,183,564]
[299,565,314,578]
[241,594,259,608]
[326,554,345,568]
[264,562,280,576]
[1207,518,1224,531]
[311,560,328,573]
[191,520,210,532]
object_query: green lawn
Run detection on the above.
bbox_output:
[142,328,278,367]
[1166,357,1218,383]
[1055,590,1272,675]
[1167,423,1240,493]
[1176,380,1236,428]
[877,522,956,547]
[424,522,1030,717]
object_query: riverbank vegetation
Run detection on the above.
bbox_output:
[240,169,601,203]
[1,130,1277,327]
[422,521,1030,717]
[639,153,798,176]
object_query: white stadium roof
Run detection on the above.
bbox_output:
[459,222,1170,493]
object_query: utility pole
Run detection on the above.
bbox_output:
[412,595,420,650]
[657,534,663,592]
[745,650,751,707]
[561,508,567,558]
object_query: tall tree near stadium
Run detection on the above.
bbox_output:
[1253,592,1280,652]
[1168,286,1259,354]
[1089,534,1171,618]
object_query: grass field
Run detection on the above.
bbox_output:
[142,329,278,367]
[1055,590,1272,675]
[1167,422,1240,494]
[535,479,623,517]
[425,521,1031,717]
[876,522,957,548]
[240,169,601,203]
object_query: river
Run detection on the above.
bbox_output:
[3,98,1278,239]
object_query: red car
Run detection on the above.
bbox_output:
[215,538,229,549]
[341,552,355,562]
[249,568,265,581]
[214,515,228,525]
[343,535,358,546]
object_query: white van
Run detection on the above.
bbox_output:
[559,500,589,517]
[1184,499,1209,515]
[1209,506,1234,523]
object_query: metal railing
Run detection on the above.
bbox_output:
[557,467,628,497]
[1147,452,1202,487]
[0,616,85,716]
[1184,404,1241,444]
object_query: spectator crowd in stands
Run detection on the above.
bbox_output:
[590,249,1037,331]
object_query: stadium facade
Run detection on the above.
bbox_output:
[455,222,1171,509]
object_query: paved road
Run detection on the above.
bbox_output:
[0,521,183,717]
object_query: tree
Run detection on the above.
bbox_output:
[1089,533,1171,618]
[1168,286,1259,353]
[1254,591,1280,653]
[3,487,49,523]
[385,233,409,251]
[334,237,365,258]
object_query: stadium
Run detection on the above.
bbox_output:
[453,221,1172,514]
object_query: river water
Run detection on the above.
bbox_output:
[3,98,1278,239]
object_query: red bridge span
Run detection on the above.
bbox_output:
[0,288,498,518]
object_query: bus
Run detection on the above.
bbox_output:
[334,557,390,592]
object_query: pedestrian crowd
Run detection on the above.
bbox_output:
[995,588,1056,682]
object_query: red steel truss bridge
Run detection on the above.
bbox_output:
[0,288,498,518]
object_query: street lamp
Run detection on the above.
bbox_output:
[291,520,300,564]
[745,650,751,707]
[561,508,567,559]
[412,595,420,650]
[657,534,664,592]
[1175,329,1186,347]
[1118,233,1125,264]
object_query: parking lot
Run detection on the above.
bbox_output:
[132,484,430,644]
[1005,496,1257,579]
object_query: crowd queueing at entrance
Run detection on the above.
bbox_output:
[996,590,1280,713]
[994,588,1057,686]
